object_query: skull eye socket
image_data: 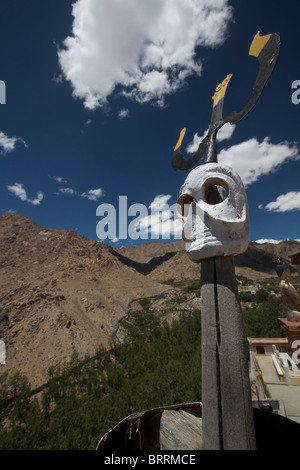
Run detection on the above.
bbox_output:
[177,194,195,220]
[204,177,229,205]
[177,177,229,219]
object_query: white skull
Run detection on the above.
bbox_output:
[177,163,250,262]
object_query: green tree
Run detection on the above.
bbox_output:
[243,296,284,337]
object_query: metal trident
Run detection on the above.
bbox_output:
[172,31,280,170]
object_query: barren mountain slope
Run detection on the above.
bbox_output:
[118,240,185,264]
[252,240,300,264]
[0,213,170,387]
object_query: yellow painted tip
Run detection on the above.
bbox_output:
[212,74,232,108]
[174,128,186,151]
[280,268,291,281]
[249,31,272,58]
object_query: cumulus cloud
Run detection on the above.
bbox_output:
[117,109,130,119]
[81,188,105,201]
[218,137,300,187]
[149,194,174,210]
[187,131,300,187]
[186,123,236,153]
[54,183,105,201]
[130,194,183,239]
[0,130,27,154]
[49,171,105,201]
[254,239,282,244]
[50,175,68,184]
[217,123,237,142]
[58,187,77,195]
[4,209,17,214]
[58,0,233,109]
[260,191,300,213]
[7,183,44,206]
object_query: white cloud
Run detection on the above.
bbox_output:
[217,123,236,142]
[54,183,105,201]
[58,187,77,195]
[149,194,173,210]
[218,137,300,187]
[260,191,300,213]
[186,132,299,187]
[186,123,236,153]
[58,0,232,109]
[131,194,183,239]
[7,183,43,206]
[81,188,105,201]
[0,130,27,154]
[118,109,130,119]
[5,209,17,214]
[254,239,282,244]
[50,175,68,184]
[52,74,63,84]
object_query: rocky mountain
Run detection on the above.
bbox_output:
[0,213,299,388]
[0,213,171,388]
[252,239,300,263]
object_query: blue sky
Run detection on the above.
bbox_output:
[0,0,299,247]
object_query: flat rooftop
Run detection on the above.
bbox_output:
[248,338,288,345]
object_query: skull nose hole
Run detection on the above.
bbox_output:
[177,194,195,219]
[204,178,229,205]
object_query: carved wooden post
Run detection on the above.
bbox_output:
[201,256,256,449]
[172,31,280,450]
[177,166,255,449]
[200,184,255,450]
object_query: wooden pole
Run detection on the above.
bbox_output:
[201,256,256,449]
